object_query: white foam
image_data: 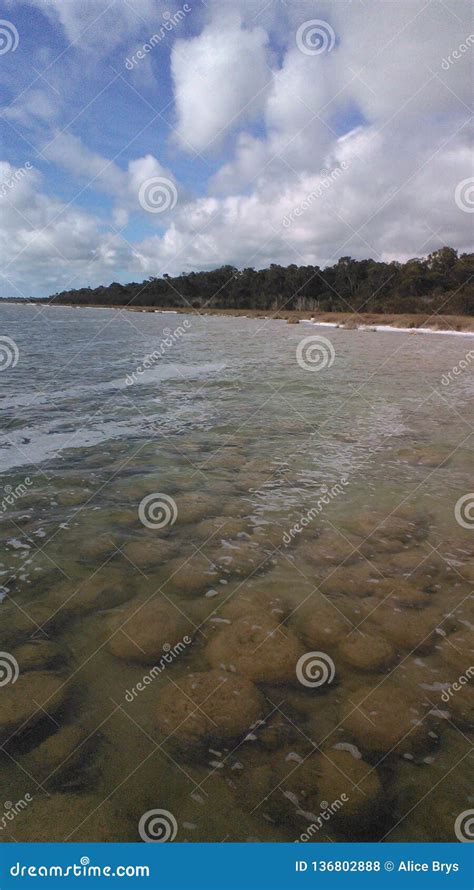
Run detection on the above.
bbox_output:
[301,319,474,337]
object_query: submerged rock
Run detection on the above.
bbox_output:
[175,493,221,524]
[285,748,383,836]
[122,537,176,569]
[13,640,67,672]
[338,631,397,671]
[438,632,474,678]
[369,604,441,654]
[0,672,71,743]
[0,599,69,647]
[340,510,428,549]
[205,613,304,684]
[22,723,97,787]
[240,746,383,838]
[299,533,362,569]
[50,573,132,615]
[194,516,250,541]
[341,683,436,756]
[77,534,117,562]
[365,579,432,609]
[107,595,194,663]
[217,586,290,623]
[162,554,219,595]
[56,489,93,507]
[381,548,447,583]
[293,597,352,649]
[155,670,264,750]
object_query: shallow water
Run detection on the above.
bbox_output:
[0,303,472,843]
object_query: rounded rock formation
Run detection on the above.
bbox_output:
[341,683,435,757]
[107,595,194,663]
[122,538,176,569]
[155,670,265,750]
[338,631,397,672]
[205,613,304,684]
[0,672,71,743]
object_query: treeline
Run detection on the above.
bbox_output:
[48,247,474,315]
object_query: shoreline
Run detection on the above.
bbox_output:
[32,303,474,336]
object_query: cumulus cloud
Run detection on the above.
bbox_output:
[0,0,472,297]
[171,14,271,152]
[43,133,179,218]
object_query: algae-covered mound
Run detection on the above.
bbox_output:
[205,613,304,684]
[22,723,97,787]
[155,670,265,750]
[0,672,70,743]
[338,631,397,671]
[107,595,194,663]
[341,682,437,757]
[282,747,383,836]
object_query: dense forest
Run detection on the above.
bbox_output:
[47,247,474,315]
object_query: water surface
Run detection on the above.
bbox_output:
[0,304,472,843]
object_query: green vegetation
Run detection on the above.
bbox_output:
[48,247,474,315]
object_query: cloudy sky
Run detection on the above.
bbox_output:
[0,0,472,298]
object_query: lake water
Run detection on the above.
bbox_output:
[0,303,472,842]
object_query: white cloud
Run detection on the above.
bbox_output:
[171,14,271,152]
[42,134,180,218]
[43,132,126,195]
[3,88,58,126]
[0,161,133,297]
[1,0,472,298]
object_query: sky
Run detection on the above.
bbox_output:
[0,0,472,298]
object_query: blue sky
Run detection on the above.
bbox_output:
[0,0,472,298]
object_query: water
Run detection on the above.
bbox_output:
[0,303,472,842]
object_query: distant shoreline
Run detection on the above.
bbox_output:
[24,303,474,335]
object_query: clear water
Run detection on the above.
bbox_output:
[0,303,472,842]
